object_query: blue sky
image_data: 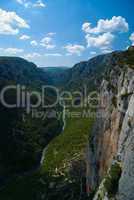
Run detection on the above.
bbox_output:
[0,0,134,67]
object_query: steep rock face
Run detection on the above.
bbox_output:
[86,48,134,199]
[118,94,134,200]
[66,53,115,92]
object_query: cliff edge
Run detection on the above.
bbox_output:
[87,47,134,200]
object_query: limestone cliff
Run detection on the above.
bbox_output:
[86,47,134,200]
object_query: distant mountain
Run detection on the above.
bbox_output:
[43,52,121,92]
[43,66,69,71]
[44,50,133,93]
[43,66,70,86]
[65,54,111,91]
[0,57,51,87]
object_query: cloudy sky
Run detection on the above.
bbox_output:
[0,0,134,67]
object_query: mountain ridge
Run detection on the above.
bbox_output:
[0,47,134,199]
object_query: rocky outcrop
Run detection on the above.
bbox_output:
[86,48,134,199]
[117,93,134,200]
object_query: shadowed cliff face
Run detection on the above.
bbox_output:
[86,47,134,200]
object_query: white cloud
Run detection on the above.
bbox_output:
[85,32,114,48]
[20,34,30,40]
[16,0,46,8]
[82,23,90,33]
[40,37,55,49]
[23,52,62,63]
[30,34,56,49]
[16,0,23,4]
[31,40,38,46]
[44,53,62,57]
[0,8,29,35]
[47,32,56,36]
[24,52,41,59]
[0,47,24,55]
[82,16,129,52]
[64,44,85,56]
[129,33,134,45]
[41,37,51,43]
[100,46,113,54]
[16,0,31,8]
[24,52,62,60]
[82,16,129,34]
[90,51,97,55]
[33,0,46,8]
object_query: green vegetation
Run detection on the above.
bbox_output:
[121,92,133,99]
[103,162,122,197]
[0,56,95,200]
[93,161,122,200]
[0,57,50,87]
[112,96,117,108]
[115,48,134,67]
[0,106,94,200]
[0,57,62,179]
[123,49,134,66]
[43,66,69,87]
[42,107,94,175]
[1,47,133,199]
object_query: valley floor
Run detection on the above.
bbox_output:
[0,106,94,200]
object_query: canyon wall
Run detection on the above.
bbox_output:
[86,48,134,199]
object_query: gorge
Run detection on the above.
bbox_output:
[0,46,134,200]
